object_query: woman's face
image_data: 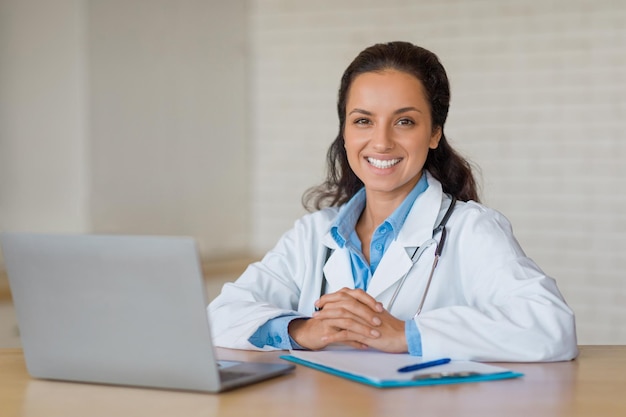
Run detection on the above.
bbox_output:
[344,69,441,201]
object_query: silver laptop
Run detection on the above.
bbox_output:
[0,232,294,393]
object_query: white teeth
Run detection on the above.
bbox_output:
[367,157,401,169]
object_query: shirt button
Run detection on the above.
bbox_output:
[374,243,383,251]
[379,227,388,234]
[274,336,282,344]
[266,336,273,345]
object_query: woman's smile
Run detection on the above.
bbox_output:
[366,157,402,169]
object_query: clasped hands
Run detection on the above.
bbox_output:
[288,287,408,353]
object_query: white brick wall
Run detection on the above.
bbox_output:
[249,0,626,344]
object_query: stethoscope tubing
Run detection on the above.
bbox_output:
[379,199,456,315]
[413,225,449,317]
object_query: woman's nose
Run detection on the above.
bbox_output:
[371,125,394,151]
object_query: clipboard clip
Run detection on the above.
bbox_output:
[412,371,481,381]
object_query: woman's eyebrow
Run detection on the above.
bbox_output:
[348,107,423,116]
[348,108,372,116]
[394,106,422,115]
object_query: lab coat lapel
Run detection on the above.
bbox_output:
[366,241,413,298]
[320,235,354,293]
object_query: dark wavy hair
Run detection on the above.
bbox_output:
[303,41,480,210]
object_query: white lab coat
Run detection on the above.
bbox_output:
[208,172,578,362]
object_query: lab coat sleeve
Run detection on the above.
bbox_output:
[208,210,332,351]
[416,203,578,362]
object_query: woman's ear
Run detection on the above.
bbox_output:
[429,126,442,149]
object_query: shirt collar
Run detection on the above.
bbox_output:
[330,173,429,247]
[330,188,366,247]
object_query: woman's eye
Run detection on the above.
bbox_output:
[354,118,371,125]
[397,118,415,126]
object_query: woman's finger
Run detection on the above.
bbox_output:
[317,288,383,312]
[314,298,382,327]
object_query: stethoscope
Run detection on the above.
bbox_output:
[318,197,457,318]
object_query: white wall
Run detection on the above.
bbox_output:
[87,0,249,258]
[0,0,88,233]
[0,0,249,260]
[249,0,626,344]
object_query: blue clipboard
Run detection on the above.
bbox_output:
[280,354,524,388]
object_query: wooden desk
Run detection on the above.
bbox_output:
[1,346,625,417]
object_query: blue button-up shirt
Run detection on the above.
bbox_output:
[330,174,428,291]
[249,175,428,355]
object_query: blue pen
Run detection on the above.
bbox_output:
[397,358,451,373]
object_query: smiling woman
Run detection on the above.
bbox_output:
[207,41,578,362]
[344,70,440,207]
